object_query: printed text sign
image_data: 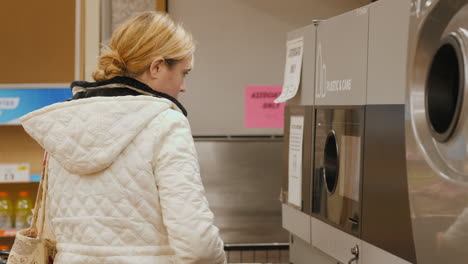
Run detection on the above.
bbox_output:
[245,86,285,128]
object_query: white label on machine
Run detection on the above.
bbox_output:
[0,164,30,182]
[288,115,304,208]
[275,37,304,103]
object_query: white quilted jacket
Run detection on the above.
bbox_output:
[21,96,226,264]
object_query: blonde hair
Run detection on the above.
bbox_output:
[93,11,195,82]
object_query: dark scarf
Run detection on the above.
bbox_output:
[70,76,188,116]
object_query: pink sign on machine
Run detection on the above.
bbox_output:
[244,86,285,128]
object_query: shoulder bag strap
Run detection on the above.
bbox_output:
[29,152,49,236]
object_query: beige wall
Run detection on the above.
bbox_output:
[170,0,371,136]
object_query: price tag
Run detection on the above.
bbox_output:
[0,164,30,182]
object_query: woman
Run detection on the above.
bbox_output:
[20,11,226,264]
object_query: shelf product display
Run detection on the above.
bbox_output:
[0,193,13,230]
[14,191,33,229]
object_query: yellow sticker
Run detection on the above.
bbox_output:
[17,166,28,171]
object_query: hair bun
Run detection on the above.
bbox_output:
[93,49,127,81]
[92,12,195,82]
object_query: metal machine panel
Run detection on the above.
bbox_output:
[364,0,416,262]
[361,105,416,263]
[367,0,411,105]
[289,233,336,264]
[281,23,318,243]
[313,107,364,237]
[311,217,362,264]
[406,0,468,263]
[282,204,311,243]
[195,140,289,244]
[315,7,369,106]
[287,24,318,106]
[361,241,412,264]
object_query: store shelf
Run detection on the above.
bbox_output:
[0,182,39,185]
[0,230,17,238]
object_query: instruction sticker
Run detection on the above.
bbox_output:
[275,37,304,103]
[288,115,304,208]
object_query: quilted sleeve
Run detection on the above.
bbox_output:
[153,110,226,264]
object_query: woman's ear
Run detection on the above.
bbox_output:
[149,58,165,79]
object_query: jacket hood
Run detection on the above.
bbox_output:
[21,96,181,175]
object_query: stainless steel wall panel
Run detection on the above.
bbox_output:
[195,140,288,244]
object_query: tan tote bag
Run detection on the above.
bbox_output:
[8,153,57,264]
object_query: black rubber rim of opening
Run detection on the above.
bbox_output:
[425,36,464,142]
[323,130,339,194]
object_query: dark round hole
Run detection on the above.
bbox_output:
[426,37,464,142]
[323,130,339,194]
